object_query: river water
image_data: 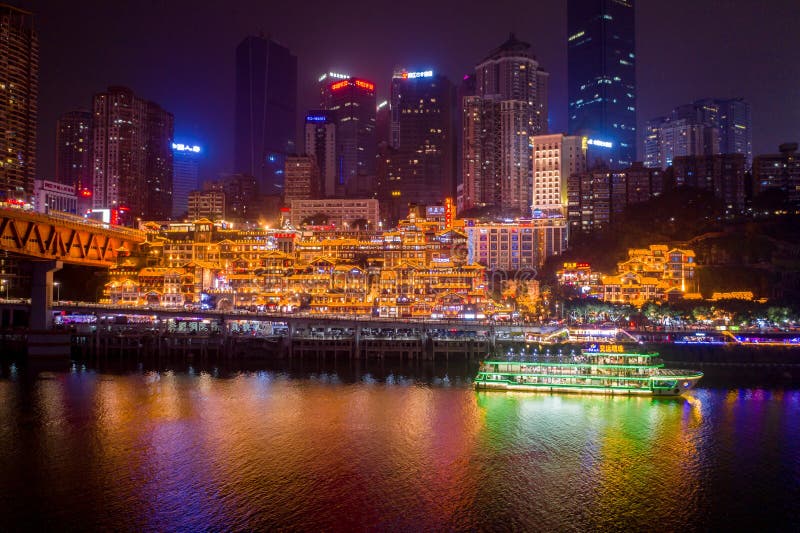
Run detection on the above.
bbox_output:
[1,359,798,531]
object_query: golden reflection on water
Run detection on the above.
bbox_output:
[3,367,798,531]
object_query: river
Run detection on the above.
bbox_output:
[0,358,798,531]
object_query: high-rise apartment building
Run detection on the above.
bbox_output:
[91,86,174,223]
[304,111,336,198]
[531,134,586,217]
[55,110,92,190]
[462,35,549,215]
[646,98,751,169]
[321,76,376,196]
[234,36,297,196]
[172,142,202,218]
[0,4,38,202]
[387,69,455,209]
[284,155,320,202]
[475,34,549,133]
[568,0,636,168]
[644,117,719,169]
[461,95,501,211]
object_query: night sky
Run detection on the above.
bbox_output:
[24,0,800,180]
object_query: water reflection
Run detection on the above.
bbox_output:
[0,361,798,530]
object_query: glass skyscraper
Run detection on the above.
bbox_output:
[568,0,636,168]
[234,36,297,197]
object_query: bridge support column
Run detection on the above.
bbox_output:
[31,260,62,330]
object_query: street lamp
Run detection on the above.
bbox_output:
[1,279,6,301]
[54,281,61,303]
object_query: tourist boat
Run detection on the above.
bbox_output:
[474,343,703,396]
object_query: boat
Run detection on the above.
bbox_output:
[474,343,703,396]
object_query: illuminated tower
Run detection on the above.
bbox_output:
[304,111,337,198]
[386,69,455,211]
[321,77,376,196]
[568,0,636,168]
[171,142,202,218]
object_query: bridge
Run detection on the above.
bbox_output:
[0,207,146,329]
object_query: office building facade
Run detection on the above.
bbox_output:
[284,155,320,202]
[289,198,380,229]
[172,142,202,218]
[568,0,636,168]
[465,219,568,270]
[33,179,77,214]
[91,86,174,223]
[304,111,337,198]
[321,76,376,196]
[234,36,297,196]
[387,69,455,211]
[0,4,38,201]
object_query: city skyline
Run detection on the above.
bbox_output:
[25,0,800,181]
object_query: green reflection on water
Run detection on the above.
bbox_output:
[473,391,704,529]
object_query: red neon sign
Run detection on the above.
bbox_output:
[354,79,374,91]
[80,189,92,197]
[331,80,349,91]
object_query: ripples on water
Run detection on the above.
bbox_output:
[0,359,798,531]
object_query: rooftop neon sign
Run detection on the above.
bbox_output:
[318,72,350,82]
[172,143,201,153]
[330,79,375,92]
[587,138,613,148]
[397,70,434,79]
[306,115,328,122]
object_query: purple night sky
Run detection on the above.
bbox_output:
[24,0,800,179]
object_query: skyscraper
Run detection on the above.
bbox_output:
[171,142,202,218]
[55,110,92,190]
[234,36,297,196]
[91,86,174,224]
[568,0,636,168]
[462,35,550,216]
[0,4,38,202]
[304,111,336,197]
[646,99,751,169]
[321,76,376,196]
[475,34,549,133]
[386,69,455,209]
